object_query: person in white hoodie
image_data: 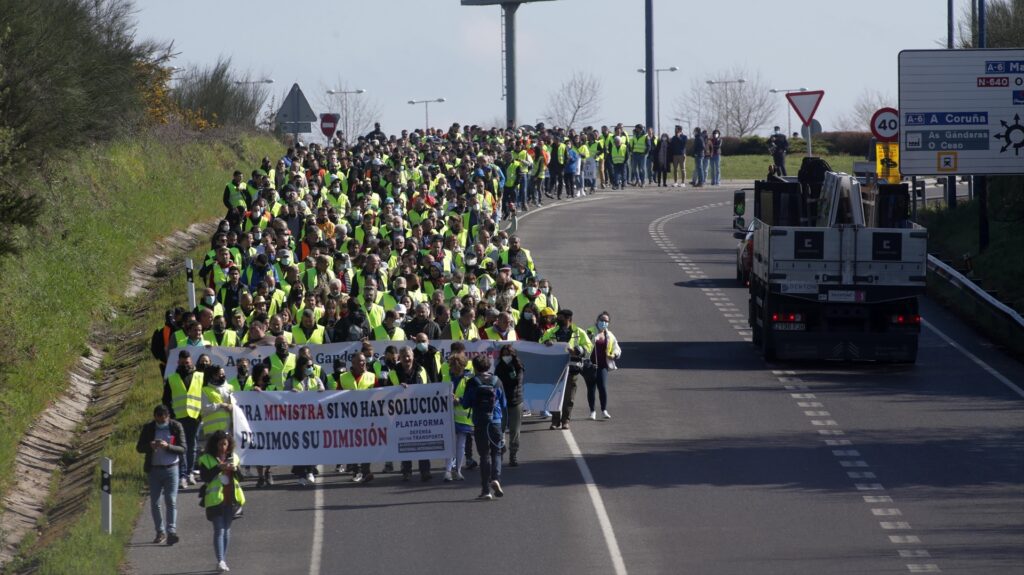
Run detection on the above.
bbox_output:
[586,311,622,420]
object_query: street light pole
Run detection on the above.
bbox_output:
[327,88,366,142]
[706,79,745,136]
[638,66,678,134]
[769,87,807,137]
[408,98,446,132]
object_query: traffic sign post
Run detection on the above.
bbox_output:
[276,84,317,145]
[870,107,900,142]
[786,90,824,156]
[898,49,1024,175]
[320,113,340,139]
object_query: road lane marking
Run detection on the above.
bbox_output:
[309,475,324,575]
[563,431,628,575]
[922,319,1024,399]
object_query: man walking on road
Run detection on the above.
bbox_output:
[461,355,507,500]
[541,309,593,430]
[136,404,186,546]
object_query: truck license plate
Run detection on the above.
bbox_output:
[773,323,806,331]
[827,290,863,303]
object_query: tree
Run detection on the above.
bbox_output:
[172,58,270,128]
[836,89,895,132]
[957,0,1024,48]
[673,68,777,137]
[317,79,381,145]
[542,71,602,131]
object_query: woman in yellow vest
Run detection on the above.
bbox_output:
[198,430,245,573]
[443,353,473,482]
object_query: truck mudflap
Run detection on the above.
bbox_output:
[770,331,919,362]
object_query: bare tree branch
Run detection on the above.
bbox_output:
[543,70,602,131]
[835,89,894,132]
[674,68,777,137]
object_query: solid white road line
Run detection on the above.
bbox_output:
[563,430,629,575]
[922,319,1024,399]
[309,477,324,575]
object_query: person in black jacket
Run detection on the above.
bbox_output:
[136,404,187,545]
[669,125,689,187]
[494,344,524,466]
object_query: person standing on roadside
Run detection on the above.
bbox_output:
[708,129,723,186]
[198,430,245,573]
[691,127,707,187]
[669,125,688,187]
[461,355,507,500]
[653,132,671,187]
[136,404,186,546]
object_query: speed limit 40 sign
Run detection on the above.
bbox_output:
[870,107,899,142]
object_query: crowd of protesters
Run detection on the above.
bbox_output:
[142,121,626,571]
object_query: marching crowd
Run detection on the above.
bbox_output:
[141,121,627,572]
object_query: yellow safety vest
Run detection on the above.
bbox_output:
[198,452,245,508]
[484,326,518,341]
[203,329,238,347]
[372,324,406,341]
[328,371,376,391]
[631,135,648,154]
[268,353,297,388]
[611,144,628,164]
[292,325,326,345]
[449,319,479,341]
[167,372,203,419]
[201,386,231,436]
[453,376,473,427]
[388,367,427,386]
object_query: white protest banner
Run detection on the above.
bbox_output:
[514,341,571,413]
[164,340,568,393]
[232,383,455,465]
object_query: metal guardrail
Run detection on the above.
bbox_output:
[927,254,1024,330]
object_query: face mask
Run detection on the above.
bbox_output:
[305,367,314,377]
[486,296,496,306]
[451,310,461,320]
[416,342,428,352]
[203,296,216,306]
[253,231,262,242]
[452,283,462,290]
[523,312,533,321]
[540,287,550,295]
[526,287,538,297]
[597,320,609,331]
[279,256,292,266]
[501,356,512,364]
[155,421,169,430]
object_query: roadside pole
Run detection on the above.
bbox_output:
[100,457,112,535]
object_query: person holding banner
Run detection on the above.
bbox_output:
[339,353,380,484]
[286,356,325,485]
[200,365,236,440]
[389,348,432,481]
[198,430,245,573]
[462,355,507,500]
[540,309,593,431]
[162,350,204,488]
[444,353,472,482]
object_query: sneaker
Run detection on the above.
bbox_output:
[153,532,166,544]
[166,532,179,546]
[217,560,230,572]
[681,183,687,187]
[477,491,493,501]
[603,410,611,419]
[353,472,364,483]
[298,477,309,486]
[455,471,465,481]
[444,471,453,482]
[305,473,316,484]
[264,472,274,486]
[362,473,374,484]
[335,464,344,473]
[490,480,504,498]
[549,424,561,430]
[509,458,518,467]
[402,472,412,482]
[179,478,188,490]
[542,411,552,418]
[256,476,265,488]
[589,411,596,420]
[464,458,478,470]
[561,423,570,430]
[187,475,197,486]
[383,462,394,473]
[522,409,532,417]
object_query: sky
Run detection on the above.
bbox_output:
[134,0,954,139]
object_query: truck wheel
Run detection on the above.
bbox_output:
[761,306,776,361]
[750,300,762,346]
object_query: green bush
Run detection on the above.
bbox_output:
[817,131,873,156]
[172,58,270,129]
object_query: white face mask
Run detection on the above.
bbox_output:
[501,356,512,364]
[416,342,428,352]
[540,287,550,295]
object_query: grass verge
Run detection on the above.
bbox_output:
[0,130,279,500]
[667,154,856,182]
[7,246,207,575]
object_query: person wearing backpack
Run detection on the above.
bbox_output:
[461,355,507,500]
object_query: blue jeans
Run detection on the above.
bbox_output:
[612,163,626,188]
[178,417,200,480]
[694,156,707,185]
[211,504,234,563]
[518,174,530,207]
[708,155,721,185]
[474,422,503,492]
[148,465,178,534]
[630,155,646,184]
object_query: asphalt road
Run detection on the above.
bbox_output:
[128,185,1024,575]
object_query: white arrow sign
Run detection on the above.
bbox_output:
[786,90,825,127]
